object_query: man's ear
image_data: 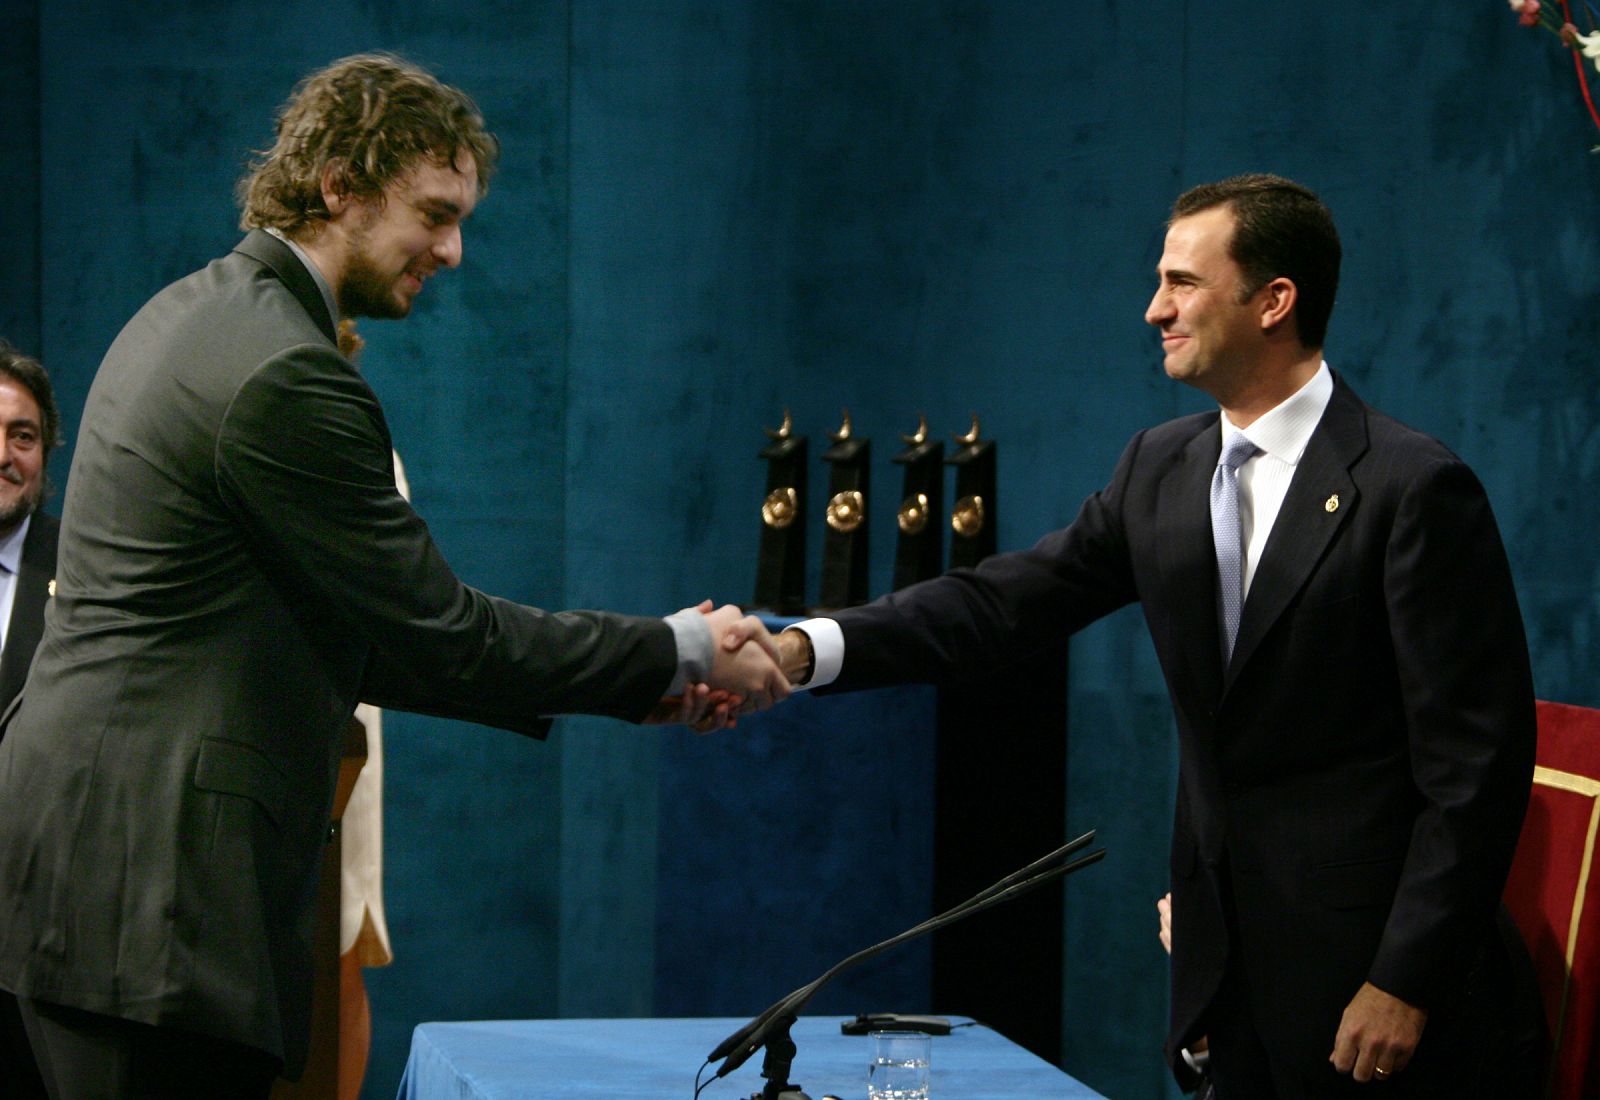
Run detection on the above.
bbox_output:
[1258,276,1298,335]
[320,159,352,218]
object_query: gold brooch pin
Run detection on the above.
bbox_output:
[1324,494,1339,514]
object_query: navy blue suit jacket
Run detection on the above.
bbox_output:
[824,375,1535,1076]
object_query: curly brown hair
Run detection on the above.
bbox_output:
[237,53,499,238]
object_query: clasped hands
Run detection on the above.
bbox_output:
[646,601,806,730]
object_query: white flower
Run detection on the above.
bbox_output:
[1577,28,1600,70]
[1508,0,1523,9]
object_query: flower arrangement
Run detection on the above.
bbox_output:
[1509,0,1600,147]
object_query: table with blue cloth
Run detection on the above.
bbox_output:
[396,1016,1108,1098]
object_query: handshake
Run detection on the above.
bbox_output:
[646,601,813,731]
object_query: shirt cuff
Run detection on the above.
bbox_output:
[663,609,713,696]
[788,617,843,690]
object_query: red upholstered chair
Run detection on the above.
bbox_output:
[1503,700,1600,1100]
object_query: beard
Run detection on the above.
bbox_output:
[0,472,42,537]
[337,244,412,321]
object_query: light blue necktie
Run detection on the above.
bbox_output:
[1211,432,1259,665]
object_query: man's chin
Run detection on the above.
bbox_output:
[0,495,38,536]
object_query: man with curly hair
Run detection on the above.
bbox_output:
[0,54,784,1098]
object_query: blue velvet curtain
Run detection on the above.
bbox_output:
[6,4,1597,1098]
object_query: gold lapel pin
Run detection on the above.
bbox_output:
[1324,494,1339,514]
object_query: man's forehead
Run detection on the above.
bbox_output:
[0,379,41,419]
[390,155,479,207]
[1159,208,1236,269]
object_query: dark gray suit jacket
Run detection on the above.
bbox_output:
[823,377,1536,1083]
[0,232,677,1075]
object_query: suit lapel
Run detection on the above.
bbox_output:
[233,230,338,345]
[0,514,58,709]
[1156,417,1227,706]
[1225,378,1368,692]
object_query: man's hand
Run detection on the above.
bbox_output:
[1156,893,1210,1058]
[643,683,741,732]
[701,604,789,713]
[1330,982,1427,1083]
[720,619,814,686]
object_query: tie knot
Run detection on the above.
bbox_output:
[1219,433,1258,472]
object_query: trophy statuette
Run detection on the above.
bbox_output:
[892,412,944,589]
[818,409,870,608]
[947,413,996,569]
[753,409,808,614]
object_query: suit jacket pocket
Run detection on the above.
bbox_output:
[1308,855,1404,910]
[194,737,288,828]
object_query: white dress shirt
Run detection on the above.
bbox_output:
[791,363,1335,689]
[0,514,33,655]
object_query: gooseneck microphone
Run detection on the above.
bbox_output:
[698,829,1106,1100]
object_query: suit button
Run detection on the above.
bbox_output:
[326,823,338,843]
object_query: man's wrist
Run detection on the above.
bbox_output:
[778,628,815,685]
[662,609,714,695]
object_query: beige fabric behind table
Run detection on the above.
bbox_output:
[339,452,407,967]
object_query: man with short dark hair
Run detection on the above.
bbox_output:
[0,54,783,1098]
[0,340,61,710]
[0,339,59,1100]
[750,174,1543,1097]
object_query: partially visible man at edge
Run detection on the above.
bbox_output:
[0,54,783,1099]
[0,340,61,1100]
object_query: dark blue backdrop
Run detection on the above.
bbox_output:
[3,4,1597,1098]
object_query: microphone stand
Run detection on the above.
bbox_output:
[703,829,1106,1100]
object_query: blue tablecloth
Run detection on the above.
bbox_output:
[396,1016,1108,1098]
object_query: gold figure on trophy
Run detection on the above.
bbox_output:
[899,492,930,535]
[827,489,865,532]
[762,486,798,529]
[764,408,794,441]
[951,415,986,537]
[952,494,986,537]
[900,413,929,447]
[954,412,981,447]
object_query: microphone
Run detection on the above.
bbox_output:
[700,829,1106,1099]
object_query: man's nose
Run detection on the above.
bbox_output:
[434,225,463,269]
[1144,287,1171,327]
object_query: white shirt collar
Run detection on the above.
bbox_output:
[263,227,340,329]
[0,514,33,576]
[1220,360,1334,467]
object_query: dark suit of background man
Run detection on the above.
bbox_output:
[0,341,60,1100]
[0,54,786,1100]
[753,175,1544,1098]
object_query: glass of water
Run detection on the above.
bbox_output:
[868,1030,931,1100]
